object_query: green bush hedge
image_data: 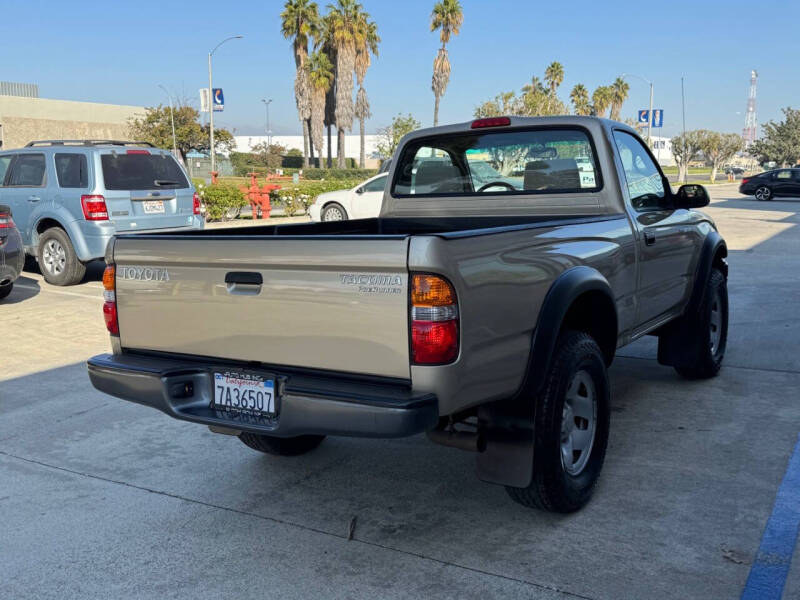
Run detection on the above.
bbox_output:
[271,179,362,216]
[300,168,378,180]
[202,183,246,221]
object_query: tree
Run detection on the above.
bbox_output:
[591,86,612,118]
[354,16,379,167]
[307,49,335,167]
[327,0,362,168]
[544,61,564,94]
[609,76,630,121]
[748,107,800,167]
[251,142,288,170]
[128,105,233,161]
[430,0,463,126]
[671,130,707,183]
[474,91,520,118]
[376,113,421,158]
[281,0,320,169]
[570,84,591,116]
[701,132,744,183]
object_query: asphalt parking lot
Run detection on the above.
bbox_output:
[2,184,799,599]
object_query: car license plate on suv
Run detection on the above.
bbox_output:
[212,371,276,416]
[143,200,165,214]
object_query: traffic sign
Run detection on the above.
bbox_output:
[213,88,224,112]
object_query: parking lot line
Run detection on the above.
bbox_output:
[741,434,800,600]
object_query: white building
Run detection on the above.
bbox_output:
[647,136,674,167]
[234,134,382,167]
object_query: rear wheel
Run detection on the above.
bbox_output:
[0,283,12,300]
[37,228,85,286]
[238,432,326,456]
[322,202,348,222]
[505,330,610,513]
[754,186,772,201]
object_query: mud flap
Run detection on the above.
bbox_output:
[475,401,535,488]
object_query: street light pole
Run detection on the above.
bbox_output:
[158,84,178,158]
[208,35,243,175]
[622,73,654,146]
[261,98,273,145]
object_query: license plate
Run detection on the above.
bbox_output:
[212,371,276,416]
[142,200,165,214]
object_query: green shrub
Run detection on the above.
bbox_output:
[202,183,246,221]
[191,177,207,192]
[301,168,377,180]
[271,179,362,216]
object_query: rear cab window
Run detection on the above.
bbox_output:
[55,153,89,188]
[101,151,189,190]
[391,128,601,198]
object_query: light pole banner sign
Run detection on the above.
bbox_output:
[199,88,209,113]
[637,110,650,124]
[213,88,224,112]
[651,109,663,127]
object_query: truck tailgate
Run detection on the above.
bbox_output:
[113,236,411,379]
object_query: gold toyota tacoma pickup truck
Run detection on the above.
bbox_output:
[88,116,729,512]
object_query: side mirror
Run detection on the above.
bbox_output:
[355,187,364,194]
[675,184,710,209]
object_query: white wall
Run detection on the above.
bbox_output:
[648,136,675,166]
[235,134,381,160]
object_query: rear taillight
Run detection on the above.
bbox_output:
[411,274,459,364]
[193,192,201,215]
[81,195,109,221]
[0,211,12,229]
[102,265,119,335]
[741,178,750,185]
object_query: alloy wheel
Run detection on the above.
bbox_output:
[560,369,598,476]
[42,239,66,275]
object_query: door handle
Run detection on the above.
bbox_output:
[225,272,262,295]
[644,231,656,246]
[27,195,41,203]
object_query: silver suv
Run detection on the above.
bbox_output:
[0,140,203,285]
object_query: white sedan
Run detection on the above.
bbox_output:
[308,173,388,222]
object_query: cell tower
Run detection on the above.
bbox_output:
[742,70,758,147]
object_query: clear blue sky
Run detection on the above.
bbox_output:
[3,0,797,138]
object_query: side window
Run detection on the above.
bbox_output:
[54,153,89,188]
[0,156,12,185]
[8,153,46,187]
[612,130,665,210]
[361,175,387,193]
[775,169,792,180]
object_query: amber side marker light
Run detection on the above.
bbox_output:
[410,274,459,365]
[102,265,119,335]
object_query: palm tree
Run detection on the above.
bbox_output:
[544,61,564,94]
[430,0,463,126]
[592,85,612,118]
[354,18,379,167]
[570,84,591,115]
[609,76,630,121]
[327,0,365,168]
[307,50,335,167]
[281,0,320,168]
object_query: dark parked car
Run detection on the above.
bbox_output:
[0,204,24,300]
[724,166,745,176]
[739,168,800,201]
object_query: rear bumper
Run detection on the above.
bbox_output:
[87,352,438,438]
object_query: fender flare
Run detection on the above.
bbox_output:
[686,231,727,316]
[477,266,618,488]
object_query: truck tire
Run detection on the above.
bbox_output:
[238,432,326,456]
[673,268,728,379]
[322,202,348,222]
[37,227,86,286]
[506,330,610,513]
[0,283,12,300]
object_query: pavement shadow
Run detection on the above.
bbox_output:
[1,275,40,305]
[23,258,106,284]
